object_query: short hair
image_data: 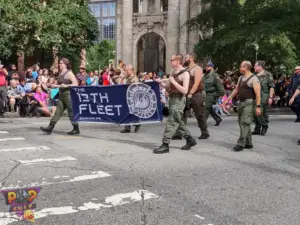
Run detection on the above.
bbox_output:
[172,54,184,65]
[127,64,134,72]
[242,61,252,70]
[256,60,266,69]
[187,52,197,61]
[10,79,17,85]
[115,69,121,75]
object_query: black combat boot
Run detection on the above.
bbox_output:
[252,129,261,135]
[181,137,197,150]
[260,126,268,136]
[198,133,210,140]
[172,136,183,140]
[232,145,243,152]
[153,143,169,154]
[68,124,80,135]
[40,122,56,135]
[298,140,300,145]
[134,125,141,133]
[214,119,222,126]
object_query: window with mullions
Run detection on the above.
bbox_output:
[103,19,115,39]
[88,1,116,41]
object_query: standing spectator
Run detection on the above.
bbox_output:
[0,65,8,117]
[32,64,39,81]
[86,72,99,86]
[76,66,87,86]
[111,69,123,84]
[7,64,18,83]
[102,67,110,86]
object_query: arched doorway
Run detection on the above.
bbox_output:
[137,32,166,73]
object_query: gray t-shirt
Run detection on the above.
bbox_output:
[238,75,260,88]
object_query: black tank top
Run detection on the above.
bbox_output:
[57,71,72,85]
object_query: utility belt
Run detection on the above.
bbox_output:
[205,90,216,94]
[239,98,255,103]
[169,93,184,98]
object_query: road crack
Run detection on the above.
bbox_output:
[140,177,147,225]
[0,161,21,188]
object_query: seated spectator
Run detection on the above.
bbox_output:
[7,79,24,112]
[86,72,99,86]
[25,70,35,83]
[34,86,51,117]
[47,77,58,116]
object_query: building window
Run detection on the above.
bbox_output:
[161,0,168,11]
[88,1,116,42]
[103,19,116,39]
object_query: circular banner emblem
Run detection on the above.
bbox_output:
[126,83,157,119]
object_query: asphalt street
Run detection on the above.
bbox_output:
[0,112,299,225]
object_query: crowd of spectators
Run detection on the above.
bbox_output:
[0,59,295,119]
[0,60,169,118]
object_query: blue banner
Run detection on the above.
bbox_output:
[70,82,163,124]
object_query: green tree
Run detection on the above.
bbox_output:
[0,0,98,70]
[86,40,115,72]
[188,0,300,75]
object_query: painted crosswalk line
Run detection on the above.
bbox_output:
[0,146,50,153]
[0,171,111,190]
[0,131,9,134]
[0,190,158,225]
[0,137,25,142]
[16,156,77,165]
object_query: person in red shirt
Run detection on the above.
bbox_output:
[102,67,110,86]
[0,65,8,117]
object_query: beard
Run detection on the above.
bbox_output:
[183,60,191,67]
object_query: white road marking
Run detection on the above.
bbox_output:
[0,137,25,142]
[0,190,158,224]
[0,131,9,134]
[0,146,50,153]
[195,214,205,219]
[17,156,77,165]
[0,171,111,190]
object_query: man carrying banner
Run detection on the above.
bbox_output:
[154,54,197,154]
[120,64,141,133]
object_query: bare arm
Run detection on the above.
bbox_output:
[159,79,170,89]
[67,72,78,87]
[253,80,261,106]
[189,67,203,95]
[269,87,274,98]
[170,72,189,95]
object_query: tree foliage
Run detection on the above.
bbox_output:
[86,40,115,72]
[0,0,98,59]
[188,0,300,75]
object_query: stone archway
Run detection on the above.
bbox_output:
[135,32,166,73]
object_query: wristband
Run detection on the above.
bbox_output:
[256,105,261,108]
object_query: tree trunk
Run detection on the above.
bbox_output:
[51,47,59,75]
[17,51,24,74]
[80,48,86,69]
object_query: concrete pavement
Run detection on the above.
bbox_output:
[0,114,299,225]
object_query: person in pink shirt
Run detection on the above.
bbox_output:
[34,86,51,116]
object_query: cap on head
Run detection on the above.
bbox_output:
[207,61,214,68]
[295,66,300,70]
